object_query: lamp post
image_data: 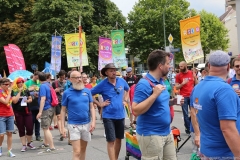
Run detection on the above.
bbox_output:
[163,0,173,50]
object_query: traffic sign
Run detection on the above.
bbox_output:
[168,34,173,44]
[170,48,180,52]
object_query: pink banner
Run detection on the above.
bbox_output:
[98,37,113,70]
[8,44,26,70]
[4,46,17,73]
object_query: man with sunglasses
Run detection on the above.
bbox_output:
[124,67,138,87]
[91,63,129,160]
[228,57,240,96]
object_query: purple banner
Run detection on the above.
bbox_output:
[98,37,113,70]
[50,36,62,72]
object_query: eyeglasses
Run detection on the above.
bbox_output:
[114,87,120,94]
[71,76,82,79]
[235,65,240,68]
[2,83,10,86]
[82,77,87,79]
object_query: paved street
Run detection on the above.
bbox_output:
[0,105,192,160]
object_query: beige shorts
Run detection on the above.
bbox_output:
[41,107,55,129]
[136,133,177,160]
[68,123,91,142]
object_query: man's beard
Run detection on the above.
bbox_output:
[162,70,169,77]
[72,82,84,90]
[180,67,187,72]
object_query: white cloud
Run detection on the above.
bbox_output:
[111,0,226,17]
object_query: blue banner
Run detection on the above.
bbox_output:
[50,36,62,72]
[42,62,56,76]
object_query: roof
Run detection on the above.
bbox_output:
[219,7,232,21]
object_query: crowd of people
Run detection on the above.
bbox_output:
[0,49,240,160]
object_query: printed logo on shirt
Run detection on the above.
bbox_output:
[119,86,123,91]
[82,92,88,96]
[232,84,239,90]
[193,97,202,110]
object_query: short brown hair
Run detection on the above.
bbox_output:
[147,49,170,71]
[0,78,10,84]
[232,57,240,66]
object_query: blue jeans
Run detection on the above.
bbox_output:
[31,110,40,137]
[182,97,190,131]
[0,116,14,134]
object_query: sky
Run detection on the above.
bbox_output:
[111,0,226,18]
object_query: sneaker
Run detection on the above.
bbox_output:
[0,147,2,156]
[21,145,27,152]
[185,128,190,135]
[7,150,16,157]
[45,148,55,152]
[59,134,64,141]
[39,144,49,149]
[54,125,58,129]
[49,126,53,130]
[27,142,36,150]
[36,136,42,141]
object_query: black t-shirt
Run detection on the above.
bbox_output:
[11,90,30,112]
[125,76,137,87]
[52,80,65,102]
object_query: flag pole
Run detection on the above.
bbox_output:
[79,15,82,73]
[54,29,57,80]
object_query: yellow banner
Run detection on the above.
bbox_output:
[64,33,89,67]
[180,15,204,63]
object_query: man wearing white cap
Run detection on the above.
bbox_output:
[124,67,138,87]
[191,50,240,159]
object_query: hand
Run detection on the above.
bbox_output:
[152,84,165,98]
[89,123,95,133]
[18,87,23,92]
[194,135,200,148]
[8,87,12,92]
[180,97,185,105]
[235,90,240,96]
[182,78,189,85]
[29,85,36,91]
[61,128,67,138]
[169,98,177,106]
[36,112,42,120]
[55,88,60,92]
[101,99,110,108]
[34,92,38,97]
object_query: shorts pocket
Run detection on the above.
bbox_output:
[141,156,159,160]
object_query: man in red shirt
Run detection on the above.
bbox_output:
[82,73,92,89]
[175,61,198,134]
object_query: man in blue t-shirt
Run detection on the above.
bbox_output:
[36,72,55,152]
[60,71,95,160]
[228,57,240,97]
[132,50,177,160]
[191,51,240,159]
[91,63,129,160]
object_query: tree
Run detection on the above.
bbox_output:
[126,0,192,63]
[199,10,229,62]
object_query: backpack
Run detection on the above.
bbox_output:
[48,84,59,107]
[227,78,232,84]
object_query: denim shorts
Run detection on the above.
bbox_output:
[103,118,124,142]
[0,116,15,134]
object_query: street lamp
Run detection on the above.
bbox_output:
[163,0,173,50]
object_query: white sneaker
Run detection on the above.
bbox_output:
[0,147,2,156]
[21,145,27,152]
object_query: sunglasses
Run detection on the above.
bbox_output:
[2,83,10,86]
[235,65,240,68]
[71,76,82,79]
[114,87,120,94]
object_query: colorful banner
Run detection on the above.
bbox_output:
[50,36,62,72]
[180,15,204,63]
[111,30,127,68]
[4,46,17,73]
[8,44,26,70]
[64,33,88,68]
[98,37,113,70]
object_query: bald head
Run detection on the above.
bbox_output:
[70,71,80,78]
[179,61,188,73]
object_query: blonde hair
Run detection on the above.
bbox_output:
[12,77,27,92]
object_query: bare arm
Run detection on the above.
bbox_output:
[89,102,96,133]
[190,107,200,147]
[220,120,240,157]
[12,91,22,104]
[92,96,110,108]
[124,90,130,102]
[36,96,46,120]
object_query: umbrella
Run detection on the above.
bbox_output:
[8,70,33,81]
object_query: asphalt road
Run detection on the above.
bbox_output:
[0,106,192,160]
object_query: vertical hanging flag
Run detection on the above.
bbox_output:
[180,15,204,63]
[98,37,113,70]
[111,30,127,68]
[4,46,17,73]
[50,36,62,73]
[8,44,26,70]
[64,33,88,68]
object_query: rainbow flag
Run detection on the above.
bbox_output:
[125,132,141,159]
[124,102,130,118]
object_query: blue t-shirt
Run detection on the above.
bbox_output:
[229,75,240,96]
[133,73,171,136]
[62,87,93,124]
[91,77,129,119]
[191,76,240,158]
[38,82,52,110]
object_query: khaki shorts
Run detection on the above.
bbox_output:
[41,107,54,129]
[68,123,91,142]
[136,133,177,160]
